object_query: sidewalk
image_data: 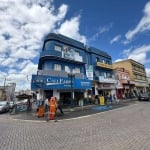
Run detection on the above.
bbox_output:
[10,98,137,121]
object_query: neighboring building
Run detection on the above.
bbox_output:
[0,86,4,100]
[88,47,117,97]
[113,59,148,95]
[31,33,116,106]
[0,83,16,101]
[113,68,132,99]
[147,77,150,92]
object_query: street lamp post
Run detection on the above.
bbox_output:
[68,73,75,108]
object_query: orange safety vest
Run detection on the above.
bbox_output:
[37,106,44,117]
[48,97,57,120]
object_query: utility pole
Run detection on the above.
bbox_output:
[3,77,7,100]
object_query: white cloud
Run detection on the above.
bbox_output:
[89,23,113,41]
[110,34,121,44]
[146,68,150,76]
[113,59,124,63]
[125,1,150,42]
[56,16,87,44]
[122,44,150,64]
[0,0,87,91]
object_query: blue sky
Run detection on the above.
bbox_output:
[0,0,150,91]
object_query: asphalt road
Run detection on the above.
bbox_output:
[0,101,150,150]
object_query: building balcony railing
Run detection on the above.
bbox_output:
[120,79,135,85]
[40,51,83,63]
[96,62,112,69]
[99,76,117,83]
[37,70,84,79]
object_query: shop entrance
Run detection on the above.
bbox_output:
[60,91,84,106]
[98,90,111,97]
[74,91,84,105]
[60,92,71,106]
[44,90,53,99]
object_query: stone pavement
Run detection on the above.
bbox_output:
[0,100,150,150]
[10,99,137,121]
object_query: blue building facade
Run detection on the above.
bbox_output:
[31,33,116,105]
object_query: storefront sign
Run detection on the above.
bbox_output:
[31,75,91,90]
[134,81,149,87]
[98,83,115,90]
[99,76,117,83]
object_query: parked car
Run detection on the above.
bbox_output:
[138,93,150,101]
[0,101,9,113]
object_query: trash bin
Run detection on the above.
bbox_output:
[99,96,105,106]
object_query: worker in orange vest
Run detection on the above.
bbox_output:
[37,101,45,118]
[48,97,57,120]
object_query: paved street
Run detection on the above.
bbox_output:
[0,101,150,150]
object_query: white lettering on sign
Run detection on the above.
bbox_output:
[47,78,70,84]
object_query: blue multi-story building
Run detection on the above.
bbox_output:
[31,33,117,105]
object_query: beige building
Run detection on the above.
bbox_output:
[0,86,4,100]
[113,59,148,94]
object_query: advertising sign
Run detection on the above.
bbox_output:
[31,75,91,90]
[63,46,83,62]
[64,46,74,60]
[86,65,93,80]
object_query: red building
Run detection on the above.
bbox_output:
[114,68,135,99]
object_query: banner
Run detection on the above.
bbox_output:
[86,65,93,80]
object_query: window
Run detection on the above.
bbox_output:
[126,75,129,80]
[75,67,80,73]
[105,60,109,64]
[54,64,61,71]
[96,57,99,62]
[45,41,51,51]
[107,72,111,78]
[65,66,70,73]
[54,45,61,52]
[104,72,107,78]
[75,50,80,56]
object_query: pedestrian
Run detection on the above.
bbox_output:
[47,97,57,121]
[78,98,83,107]
[37,100,45,118]
[95,95,99,105]
[55,97,64,116]
[109,94,113,104]
[36,91,40,108]
[44,98,49,112]
[113,94,119,104]
[104,94,108,105]
[27,98,32,112]
[88,94,92,104]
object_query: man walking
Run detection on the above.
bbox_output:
[55,97,64,115]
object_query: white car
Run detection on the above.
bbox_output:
[0,101,9,113]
